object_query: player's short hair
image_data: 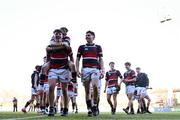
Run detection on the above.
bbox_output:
[60,27,68,34]
[136,67,141,70]
[109,62,115,65]
[53,29,62,34]
[35,65,41,71]
[86,30,95,37]
[125,62,131,66]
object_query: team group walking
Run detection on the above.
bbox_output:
[21,27,152,117]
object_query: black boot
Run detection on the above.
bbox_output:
[146,107,152,114]
[48,107,55,117]
[92,106,98,116]
[61,108,68,116]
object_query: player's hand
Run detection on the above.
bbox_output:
[77,71,81,78]
[100,69,105,79]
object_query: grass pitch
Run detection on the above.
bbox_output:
[0,112,180,120]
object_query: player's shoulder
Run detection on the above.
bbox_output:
[141,72,148,76]
[79,44,86,48]
[116,70,121,73]
[95,44,102,48]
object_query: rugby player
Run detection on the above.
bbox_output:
[22,65,41,113]
[46,29,72,116]
[104,62,123,115]
[135,67,152,114]
[76,31,104,116]
[120,62,136,115]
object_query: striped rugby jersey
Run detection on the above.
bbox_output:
[47,46,72,69]
[105,69,122,87]
[77,43,103,69]
[123,69,136,86]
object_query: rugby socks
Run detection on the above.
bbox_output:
[72,103,75,110]
[86,100,92,111]
[126,106,129,110]
[25,101,30,108]
[93,99,97,107]
[46,103,49,108]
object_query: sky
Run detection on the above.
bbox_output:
[0,0,180,98]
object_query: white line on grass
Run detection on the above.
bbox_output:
[2,115,45,120]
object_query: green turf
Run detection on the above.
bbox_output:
[0,112,180,120]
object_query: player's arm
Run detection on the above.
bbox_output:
[76,46,82,78]
[31,73,38,90]
[145,73,149,88]
[76,56,81,78]
[98,45,105,78]
[68,48,74,62]
[118,71,123,90]
[104,72,108,93]
[99,57,105,78]
[123,78,136,82]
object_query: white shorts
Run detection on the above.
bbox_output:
[31,88,37,95]
[133,95,140,101]
[48,69,70,83]
[38,85,44,91]
[136,87,148,97]
[126,85,135,94]
[56,89,62,97]
[43,83,49,92]
[74,92,78,97]
[68,91,75,98]
[107,86,118,95]
[81,68,100,82]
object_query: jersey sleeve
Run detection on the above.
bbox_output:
[46,45,51,62]
[67,47,73,56]
[105,72,108,81]
[117,70,123,79]
[77,45,83,58]
[131,70,136,78]
[145,73,149,86]
[97,45,103,57]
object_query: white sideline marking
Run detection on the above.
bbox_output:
[2,115,45,120]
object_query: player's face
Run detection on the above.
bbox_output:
[110,63,115,70]
[54,32,63,40]
[86,33,94,43]
[125,65,130,70]
[136,68,141,73]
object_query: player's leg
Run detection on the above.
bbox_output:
[84,80,92,116]
[91,71,100,116]
[48,78,57,116]
[107,94,113,114]
[123,86,134,114]
[61,82,68,116]
[127,93,134,114]
[45,91,49,114]
[22,94,36,113]
[73,97,78,113]
[16,105,17,112]
[112,93,117,115]
[123,93,130,114]
[39,90,44,113]
[144,95,152,114]
[60,96,64,114]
